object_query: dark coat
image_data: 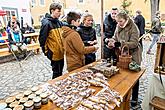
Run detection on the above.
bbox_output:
[39,13,64,61]
[103,14,118,59]
[114,18,142,65]
[77,25,97,64]
[134,15,145,36]
[77,25,96,46]
[103,14,117,43]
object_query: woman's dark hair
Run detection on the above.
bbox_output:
[49,3,62,14]
[66,12,81,24]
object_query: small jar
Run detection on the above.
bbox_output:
[24,100,34,110]
[33,96,41,109]
[31,86,39,92]
[35,89,43,96]
[9,101,20,108]
[40,93,48,104]
[5,97,15,105]
[0,102,7,110]
[16,93,24,101]
[13,105,24,110]
[28,94,36,100]
[24,90,32,97]
[19,97,28,104]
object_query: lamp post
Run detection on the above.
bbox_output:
[101,0,104,59]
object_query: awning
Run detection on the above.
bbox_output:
[0,10,6,16]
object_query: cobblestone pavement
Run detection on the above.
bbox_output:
[0,39,157,110]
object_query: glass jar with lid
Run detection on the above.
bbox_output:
[24,100,34,110]
[33,96,41,109]
[5,97,15,105]
[13,105,24,110]
[40,93,48,104]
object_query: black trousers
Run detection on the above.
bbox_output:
[103,46,117,60]
[132,80,139,101]
[85,53,96,65]
[51,58,64,79]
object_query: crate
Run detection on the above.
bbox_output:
[154,43,165,75]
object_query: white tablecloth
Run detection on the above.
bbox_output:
[142,73,165,110]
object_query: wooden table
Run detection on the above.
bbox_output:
[23,32,39,43]
[39,62,146,110]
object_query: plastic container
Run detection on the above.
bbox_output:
[19,97,28,104]
[33,96,41,109]
[16,93,24,100]
[24,90,32,97]
[9,101,20,108]
[28,94,36,100]
[13,105,24,110]
[24,100,34,110]
[0,102,7,109]
[40,93,48,104]
[5,97,15,105]
[31,86,39,92]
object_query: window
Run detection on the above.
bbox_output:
[79,0,83,3]
[31,0,36,6]
[6,10,17,22]
[40,0,45,5]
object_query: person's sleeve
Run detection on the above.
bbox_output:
[70,32,96,54]
[17,20,21,28]
[124,25,140,49]
[93,29,97,40]
[134,17,138,25]
[39,22,49,53]
[113,28,118,41]
[155,18,160,30]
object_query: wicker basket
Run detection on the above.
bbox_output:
[118,45,132,69]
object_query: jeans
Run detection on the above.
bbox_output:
[51,58,64,79]
[148,33,160,50]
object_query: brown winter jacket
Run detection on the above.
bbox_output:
[62,26,96,72]
[114,18,142,65]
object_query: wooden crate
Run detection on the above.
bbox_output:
[154,43,165,75]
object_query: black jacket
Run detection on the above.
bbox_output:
[21,26,35,34]
[77,25,96,46]
[103,14,117,45]
[134,15,145,36]
[39,13,64,61]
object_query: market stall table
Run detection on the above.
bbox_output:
[39,62,145,110]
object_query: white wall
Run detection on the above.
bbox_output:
[0,0,32,26]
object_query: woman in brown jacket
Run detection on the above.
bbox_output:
[113,11,142,107]
[62,12,99,72]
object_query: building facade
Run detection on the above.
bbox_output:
[30,0,165,26]
[0,0,32,27]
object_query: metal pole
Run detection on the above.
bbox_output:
[101,0,104,59]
